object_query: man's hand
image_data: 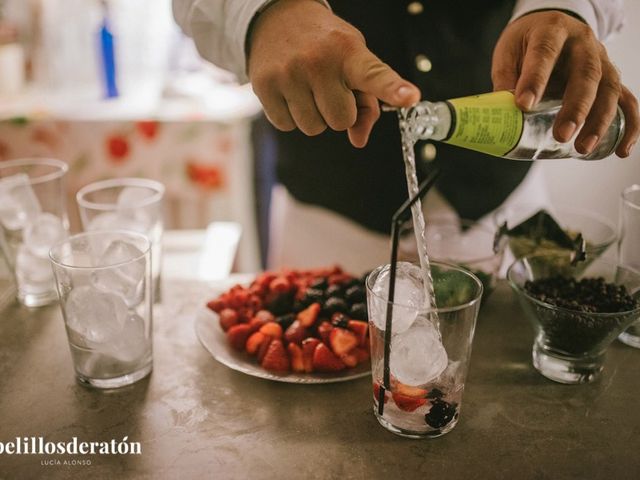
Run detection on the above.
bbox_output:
[492,10,639,157]
[247,0,420,147]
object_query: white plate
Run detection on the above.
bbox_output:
[195,307,371,384]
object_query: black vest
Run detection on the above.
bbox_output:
[274,0,531,234]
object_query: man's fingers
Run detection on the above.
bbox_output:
[284,87,327,136]
[347,91,380,148]
[311,77,358,132]
[616,85,640,157]
[515,27,568,110]
[258,93,297,132]
[491,36,520,92]
[344,49,420,107]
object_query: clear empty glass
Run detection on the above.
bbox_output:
[618,185,640,348]
[0,158,69,307]
[366,262,482,438]
[76,178,164,303]
[49,230,153,389]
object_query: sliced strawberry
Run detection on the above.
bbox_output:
[339,350,358,368]
[373,382,389,404]
[255,272,276,289]
[347,320,368,347]
[302,337,321,373]
[254,310,275,323]
[312,343,345,372]
[219,308,239,332]
[354,347,370,363]
[287,343,305,373]
[227,323,251,351]
[248,295,263,311]
[257,336,273,363]
[284,320,309,345]
[229,289,249,309]
[248,316,268,333]
[297,302,321,327]
[329,327,359,356]
[317,321,334,345]
[392,392,427,412]
[245,331,266,355]
[261,339,290,372]
[395,383,428,398]
[269,276,292,294]
[259,322,283,339]
[207,298,226,313]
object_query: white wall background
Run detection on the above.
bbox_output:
[542,1,640,219]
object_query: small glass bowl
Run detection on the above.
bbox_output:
[508,253,640,384]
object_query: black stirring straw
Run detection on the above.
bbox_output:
[378,169,440,416]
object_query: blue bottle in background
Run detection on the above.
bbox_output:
[98,0,118,99]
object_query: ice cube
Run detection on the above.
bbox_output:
[15,243,54,287]
[0,174,41,231]
[91,240,146,307]
[65,285,128,344]
[390,321,448,386]
[117,186,152,208]
[117,186,155,232]
[370,262,427,333]
[107,313,149,363]
[23,213,67,258]
[87,211,140,233]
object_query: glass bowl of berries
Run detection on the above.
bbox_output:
[508,253,640,384]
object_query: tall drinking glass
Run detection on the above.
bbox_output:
[76,178,164,302]
[366,261,482,438]
[618,185,640,348]
[0,158,69,307]
[49,230,153,388]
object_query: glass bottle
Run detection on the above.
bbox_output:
[399,91,625,160]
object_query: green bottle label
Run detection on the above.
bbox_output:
[445,91,524,157]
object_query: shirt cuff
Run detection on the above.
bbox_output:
[510,0,599,37]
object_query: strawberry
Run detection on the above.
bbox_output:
[261,339,290,372]
[347,320,368,347]
[373,382,389,404]
[312,343,345,372]
[317,321,334,345]
[245,331,266,355]
[287,343,305,372]
[297,302,321,327]
[259,322,283,339]
[354,347,370,363]
[207,298,226,313]
[248,316,268,333]
[329,327,359,356]
[284,320,309,345]
[257,336,273,363]
[218,308,239,331]
[339,350,358,368]
[229,289,250,309]
[254,310,275,323]
[248,295,263,311]
[395,383,428,398]
[269,276,292,294]
[227,323,251,351]
[255,272,276,288]
[302,338,321,373]
[392,392,427,412]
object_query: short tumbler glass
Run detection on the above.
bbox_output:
[49,230,153,389]
[618,184,640,348]
[0,158,69,307]
[76,178,164,302]
[366,262,482,438]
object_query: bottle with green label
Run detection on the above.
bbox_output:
[400,91,625,160]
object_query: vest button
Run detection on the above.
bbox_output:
[421,143,437,162]
[415,54,432,72]
[407,2,424,15]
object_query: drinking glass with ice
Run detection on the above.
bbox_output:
[366,261,482,438]
[0,158,69,307]
[49,230,153,389]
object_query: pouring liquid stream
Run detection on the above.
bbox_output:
[398,109,440,326]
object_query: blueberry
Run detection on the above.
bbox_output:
[425,399,457,429]
[301,288,325,307]
[349,303,368,320]
[326,284,343,298]
[267,294,294,316]
[276,313,296,331]
[331,312,349,328]
[345,285,366,303]
[310,278,328,291]
[323,297,349,315]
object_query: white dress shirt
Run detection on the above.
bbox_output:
[172,0,623,82]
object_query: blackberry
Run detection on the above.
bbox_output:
[349,303,368,320]
[326,284,344,298]
[331,312,349,328]
[426,388,444,399]
[345,285,366,303]
[266,294,294,316]
[425,399,458,429]
[276,313,296,331]
[323,297,349,315]
[301,288,325,307]
[310,278,328,291]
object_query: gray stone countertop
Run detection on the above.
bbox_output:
[0,280,639,480]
